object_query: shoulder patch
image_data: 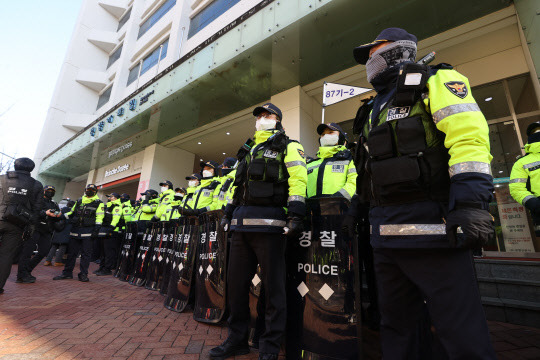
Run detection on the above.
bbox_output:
[297,149,305,159]
[444,81,468,99]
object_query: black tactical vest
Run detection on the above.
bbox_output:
[0,171,37,227]
[366,96,450,207]
[72,198,102,227]
[235,132,291,207]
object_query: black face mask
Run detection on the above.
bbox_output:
[44,190,55,199]
[85,190,96,197]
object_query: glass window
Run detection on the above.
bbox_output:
[106,44,123,69]
[489,122,522,179]
[188,0,241,38]
[471,81,510,120]
[117,8,131,31]
[126,64,140,86]
[96,85,113,110]
[126,39,168,86]
[138,0,176,39]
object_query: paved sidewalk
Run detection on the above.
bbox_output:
[0,261,539,359]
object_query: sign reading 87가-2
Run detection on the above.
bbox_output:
[323,82,372,107]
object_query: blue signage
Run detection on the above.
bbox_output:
[117,107,125,116]
[129,99,137,111]
[107,115,114,123]
[90,127,96,137]
[98,121,105,132]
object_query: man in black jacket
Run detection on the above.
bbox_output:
[17,185,61,283]
[0,158,43,294]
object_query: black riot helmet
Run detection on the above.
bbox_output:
[44,185,56,199]
[14,157,35,172]
[85,184,98,197]
[527,121,540,137]
[146,189,159,199]
[120,193,130,203]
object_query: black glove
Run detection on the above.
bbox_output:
[220,217,231,232]
[341,214,357,238]
[525,197,540,217]
[150,215,159,223]
[183,208,198,217]
[446,207,494,249]
[91,225,101,238]
[284,216,304,238]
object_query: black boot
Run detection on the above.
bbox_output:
[16,276,36,284]
[96,269,112,276]
[209,339,249,358]
[78,273,89,282]
[53,273,73,280]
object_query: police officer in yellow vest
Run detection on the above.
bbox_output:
[119,193,133,230]
[510,121,540,235]
[94,192,123,276]
[217,157,237,209]
[182,161,222,216]
[151,180,175,222]
[54,184,102,282]
[353,28,495,358]
[132,189,159,233]
[210,103,307,360]
[307,123,357,200]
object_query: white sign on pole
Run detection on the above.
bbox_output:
[323,82,372,107]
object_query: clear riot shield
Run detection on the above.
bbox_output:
[292,197,361,360]
[145,222,170,291]
[115,222,138,281]
[129,222,158,287]
[159,221,178,296]
[193,210,228,323]
[164,216,199,312]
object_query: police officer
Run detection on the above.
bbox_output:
[353,28,496,358]
[510,122,540,234]
[152,180,175,222]
[94,193,123,275]
[217,157,237,209]
[0,158,43,294]
[132,189,159,232]
[54,184,102,282]
[210,103,307,360]
[307,123,357,200]
[182,161,222,216]
[17,185,62,283]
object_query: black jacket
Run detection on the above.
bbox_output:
[0,170,43,226]
[36,196,61,234]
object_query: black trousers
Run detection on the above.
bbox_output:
[374,248,496,360]
[103,232,121,271]
[63,236,93,277]
[227,231,287,354]
[0,221,24,290]
[17,231,52,278]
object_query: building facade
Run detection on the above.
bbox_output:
[36,0,540,263]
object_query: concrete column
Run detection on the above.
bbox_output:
[271,86,320,158]
[137,143,195,198]
[515,1,540,104]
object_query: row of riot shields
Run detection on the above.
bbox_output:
[114,210,229,322]
[114,198,362,359]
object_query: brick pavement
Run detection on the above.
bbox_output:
[0,261,539,359]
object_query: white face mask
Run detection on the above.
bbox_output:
[160,186,168,193]
[320,133,340,146]
[175,193,184,198]
[188,180,198,188]
[255,117,277,131]
[202,169,214,178]
[141,195,146,200]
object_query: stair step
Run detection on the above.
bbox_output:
[477,277,540,303]
[481,296,540,328]
[474,259,540,281]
